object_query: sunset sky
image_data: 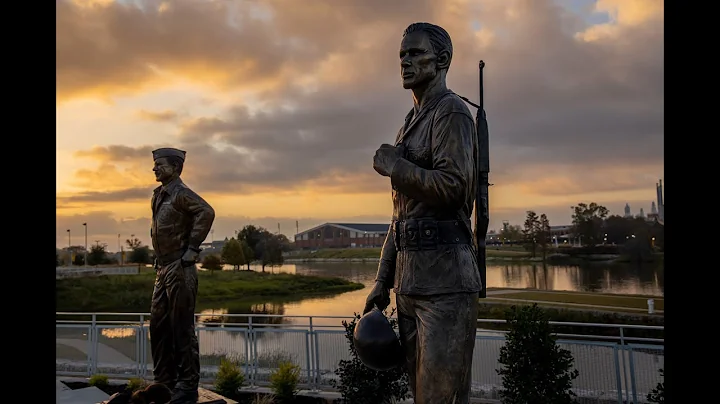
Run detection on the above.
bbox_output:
[56,0,664,250]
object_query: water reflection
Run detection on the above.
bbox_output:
[192,261,663,328]
[198,302,288,328]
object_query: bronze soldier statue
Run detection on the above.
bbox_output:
[364,22,482,404]
[149,148,215,404]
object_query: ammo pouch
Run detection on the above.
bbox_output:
[393,218,472,251]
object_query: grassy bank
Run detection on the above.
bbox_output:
[290,247,533,260]
[56,270,364,313]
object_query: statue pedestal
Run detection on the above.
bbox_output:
[99,387,236,404]
[197,387,236,404]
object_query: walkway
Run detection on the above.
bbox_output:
[56,338,134,363]
[484,297,664,313]
[482,289,664,313]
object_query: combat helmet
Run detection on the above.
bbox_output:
[352,307,403,371]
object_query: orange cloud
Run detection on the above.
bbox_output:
[135,109,180,122]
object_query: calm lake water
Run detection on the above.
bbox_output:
[198,261,664,326]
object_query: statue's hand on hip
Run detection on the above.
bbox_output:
[181,249,199,267]
[363,281,391,315]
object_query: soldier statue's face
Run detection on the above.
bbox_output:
[153,157,176,183]
[399,31,438,90]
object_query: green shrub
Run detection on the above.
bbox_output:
[202,254,223,271]
[214,358,245,398]
[330,308,410,404]
[127,377,147,392]
[252,393,275,404]
[497,304,579,404]
[269,361,300,403]
[88,374,109,389]
[647,368,664,403]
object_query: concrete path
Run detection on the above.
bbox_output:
[486,288,663,299]
[57,338,134,363]
[484,297,664,314]
[56,386,109,404]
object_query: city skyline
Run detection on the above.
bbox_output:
[56,0,664,249]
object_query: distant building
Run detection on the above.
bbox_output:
[294,223,389,249]
[655,179,664,222]
[200,240,226,251]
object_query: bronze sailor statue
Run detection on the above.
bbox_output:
[149,147,215,404]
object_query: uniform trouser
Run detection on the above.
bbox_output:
[149,259,200,392]
[396,292,478,404]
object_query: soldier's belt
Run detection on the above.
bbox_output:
[156,249,184,266]
[393,218,472,251]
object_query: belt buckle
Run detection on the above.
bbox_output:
[418,220,439,250]
[404,219,419,251]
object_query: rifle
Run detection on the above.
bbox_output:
[458,61,490,298]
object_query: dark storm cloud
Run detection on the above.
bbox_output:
[59,0,663,196]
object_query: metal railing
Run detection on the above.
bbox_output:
[56,312,664,404]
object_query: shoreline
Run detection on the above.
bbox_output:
[285,257,553,264]
[284,257,614,264]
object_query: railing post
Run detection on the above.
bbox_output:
[139,314,146,378]
[91,314,98,375]
[628,346,638,403]
[249,316,256,388]
[612,346,623,404]
[308,316,318,391]
[620,327,629,403]
[313,321,322,393]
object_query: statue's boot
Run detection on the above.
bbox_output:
[170,388,199,404]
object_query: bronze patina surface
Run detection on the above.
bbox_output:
[365,23,481,404]
[149,147,215,404]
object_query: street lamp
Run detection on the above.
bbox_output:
[66,229,71,265]
[83,223,88,267]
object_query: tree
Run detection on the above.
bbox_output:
[498,224,523,244]
[56,252,60,267]
[87,243,111,266]
[126,236,142,250]
[125,237,151,264]
[257,233,284,272]
[72,253,85,266]
[538,214,551,260]
[330,309,409,404]
[571,202,609,246]
[201,254,223,272]
[523,211,540,257]
[497,304,579,404]
[129,246,152,264]
[222,238,248,271]
[240,239,254,270]
[603,215,632,245]
[237,225,264,257]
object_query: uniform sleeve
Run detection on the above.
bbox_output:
[176,189,216,251]
[390,104,475,210]
[373,223,396,287]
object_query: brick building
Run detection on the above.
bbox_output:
[294,223,389,249]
